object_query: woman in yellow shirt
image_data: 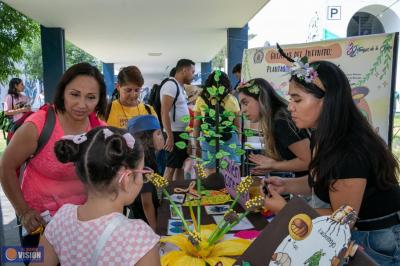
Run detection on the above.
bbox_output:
[106,66,157,128]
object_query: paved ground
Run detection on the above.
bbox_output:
[1,186,24,266]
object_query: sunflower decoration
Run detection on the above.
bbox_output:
[161,224,251,266]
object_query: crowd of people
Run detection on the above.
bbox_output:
[0,54,399,265]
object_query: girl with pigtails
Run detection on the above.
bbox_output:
[32,126,160,266]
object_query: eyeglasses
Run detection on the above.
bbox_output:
[118,166,154,183]
[133,166,154,183]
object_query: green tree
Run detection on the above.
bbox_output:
[212,45,227,70]
[23,34,43,83]
[0,1,39,84]
[65,41,102,71]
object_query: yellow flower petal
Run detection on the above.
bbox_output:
[210,238,252,257]
[160,235,192,252]
[172,254,206,266]
[161,250,185,266]
[199,224,217,240]
[205,256,236,266]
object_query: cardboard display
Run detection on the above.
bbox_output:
[235,197,377,266]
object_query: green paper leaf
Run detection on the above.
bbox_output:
[215,151,224,159]
[222,151,230,157]
[235,148,246,156]
[229,143,237,149]
[220,160,228,169]
[244,129,255,137]
[179,132,190,140]
[175,141,187,149]
[207,151,213,160]
[222,120,233,126]
[209,109,216,117]
[218,86,225,95]
[180,115,191,123]
[214,70,221,82]
[201,124,209,130]
[207,86,218,96]
[197,136,205,142]
[194,115,203,120]
[209,139,216,146]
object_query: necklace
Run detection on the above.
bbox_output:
[118,100,142,126]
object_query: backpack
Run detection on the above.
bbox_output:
[148,78,180,129]
[104,89,152,121]
[201,95,235,142]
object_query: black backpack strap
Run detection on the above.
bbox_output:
[144,104,152,115]
[33,106,56,156]
[169,79,180,121]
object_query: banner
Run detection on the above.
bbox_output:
[242,33,398,143]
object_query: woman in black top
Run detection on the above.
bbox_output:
[264,58,400,264]
[238,78,311,177]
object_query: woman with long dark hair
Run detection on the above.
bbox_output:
[263,57,400,264]
[4,78,31,122]
[238,78,311,177]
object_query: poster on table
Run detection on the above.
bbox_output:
[235,197,377,265]
[242,33,398,144]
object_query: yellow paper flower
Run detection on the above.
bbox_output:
[161,224,251,266]
[194,163,207,179]
[245,195,264,212]
[236,175,254,194]
[148,173,169,189]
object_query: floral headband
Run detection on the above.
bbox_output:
[62,128,136,149]
[237,80,260,95]
[277,43,325,94]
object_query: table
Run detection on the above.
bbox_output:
[156,179,268,236]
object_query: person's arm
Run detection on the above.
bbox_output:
[265,175,311,195]
[250,138,311,172]
[314,178,366,217]
[141,193,157,231]
[161,95,174,152]
[0,122,45,232]
[135,244,161,266]
[30,235,59,266]
[3,96,30,116]
[4,106,30,116]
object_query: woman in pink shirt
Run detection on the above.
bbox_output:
[3,78,31,122]
[0,63,107,253]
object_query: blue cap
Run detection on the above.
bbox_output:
[127,115,161,135]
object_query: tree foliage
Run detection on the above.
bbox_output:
[65,41,102,71]
[0,1,39,84]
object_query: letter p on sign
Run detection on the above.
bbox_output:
[328,6,341,20]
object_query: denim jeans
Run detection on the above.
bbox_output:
[351,224,400,265]
[201,133,240,168]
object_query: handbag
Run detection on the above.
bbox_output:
[0,95,14,132]
[0,111,13,132]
